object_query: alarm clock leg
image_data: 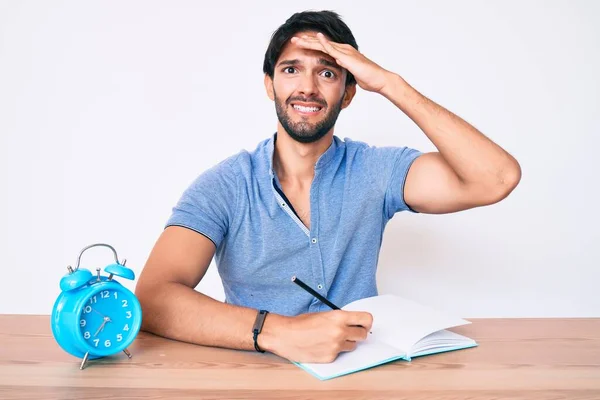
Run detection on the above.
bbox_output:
[123,348,132,358]
[79,352,90,370]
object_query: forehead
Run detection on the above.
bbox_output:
[276,31,337,66]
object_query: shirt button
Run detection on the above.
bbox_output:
[311,238,317,244]
[317,284,323,289]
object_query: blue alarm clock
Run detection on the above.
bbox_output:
[51,243,142,369]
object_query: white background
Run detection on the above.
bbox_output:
[1,1,598,317]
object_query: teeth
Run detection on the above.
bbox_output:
[293,105,321,112]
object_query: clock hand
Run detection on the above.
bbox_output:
[93,316,111,337]
[91,308,107,318]
[93,321,106,337]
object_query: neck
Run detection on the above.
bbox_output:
[273,126,333,186]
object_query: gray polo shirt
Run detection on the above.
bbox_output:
[166,133,422,316]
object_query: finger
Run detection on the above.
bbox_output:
[294,34,348,55]
[316,32,342,55]
[344,325,370,342]
[344,311,374,331]
[314,34,346,59]
[340,340,358,353]
[314,35,353,67]
[291,39,326,54]
[292,35,342,59]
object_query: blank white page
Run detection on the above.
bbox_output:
[342,294,471,352]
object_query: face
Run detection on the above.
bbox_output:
[265,31,355,144]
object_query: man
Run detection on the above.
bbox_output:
[135,10,521,363]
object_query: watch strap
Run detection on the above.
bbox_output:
[252,309,269,353]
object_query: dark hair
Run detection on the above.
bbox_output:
[262,10,359,86]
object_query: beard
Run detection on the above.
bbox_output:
[274,89,344,144]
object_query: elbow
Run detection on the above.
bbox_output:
[469,158,521,207]
[134,279,150,309]
[134,280,160,333]
[135,290,151,333]
[486,158,522,204]
[506,159,522,191]
[500,158,522,196]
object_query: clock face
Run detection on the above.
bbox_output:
[78,287,138,353]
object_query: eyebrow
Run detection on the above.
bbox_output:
[276,58,342,71]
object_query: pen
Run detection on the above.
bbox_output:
[291,275,340,310]
[291,276,372,334]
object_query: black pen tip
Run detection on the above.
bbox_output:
[291,276,296,282]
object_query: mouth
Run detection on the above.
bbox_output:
[290,103,324,116]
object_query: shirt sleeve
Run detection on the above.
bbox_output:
[366,145,422,219]
[165,158,239,248]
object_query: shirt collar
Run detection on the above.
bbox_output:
[262,132,340,218]
[266,132,339,179]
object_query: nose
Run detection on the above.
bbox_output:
[298,72,318,97]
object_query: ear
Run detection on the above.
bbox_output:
[264,74,275,101]
[340,83,357,110]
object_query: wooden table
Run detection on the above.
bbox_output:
[1,315,599,399]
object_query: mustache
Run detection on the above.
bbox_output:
[287,96,327,107]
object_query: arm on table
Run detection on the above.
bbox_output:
[135,226,373,363]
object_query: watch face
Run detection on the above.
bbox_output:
[78,287,139,353]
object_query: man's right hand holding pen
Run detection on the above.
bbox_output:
[257,309,373,363]
[254,276,373,363]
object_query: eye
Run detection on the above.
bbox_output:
[282,67,296,74]
[321,70,336,79]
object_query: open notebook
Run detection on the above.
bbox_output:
[293,294,477,380]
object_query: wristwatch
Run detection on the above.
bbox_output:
[252,309,269,353]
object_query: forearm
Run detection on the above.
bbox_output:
[380,72,521,187]
[138,281,286,351]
